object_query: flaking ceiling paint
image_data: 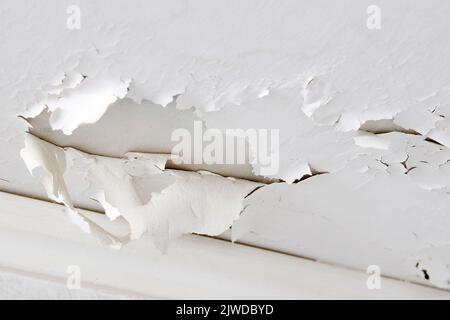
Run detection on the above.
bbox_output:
[1,0,450,289]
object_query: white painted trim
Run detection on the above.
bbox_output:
[0,191,448,299]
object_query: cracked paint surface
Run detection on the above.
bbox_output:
[1,0,450,289]
[21,134,261,250]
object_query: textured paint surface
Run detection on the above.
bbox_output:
[1,0,450,289]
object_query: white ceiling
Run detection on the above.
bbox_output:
[1,0,450,289]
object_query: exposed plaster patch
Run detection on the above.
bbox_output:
[25,96,264,183]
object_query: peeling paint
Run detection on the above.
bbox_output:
[1,0,450,290]
[20,134,262,249]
